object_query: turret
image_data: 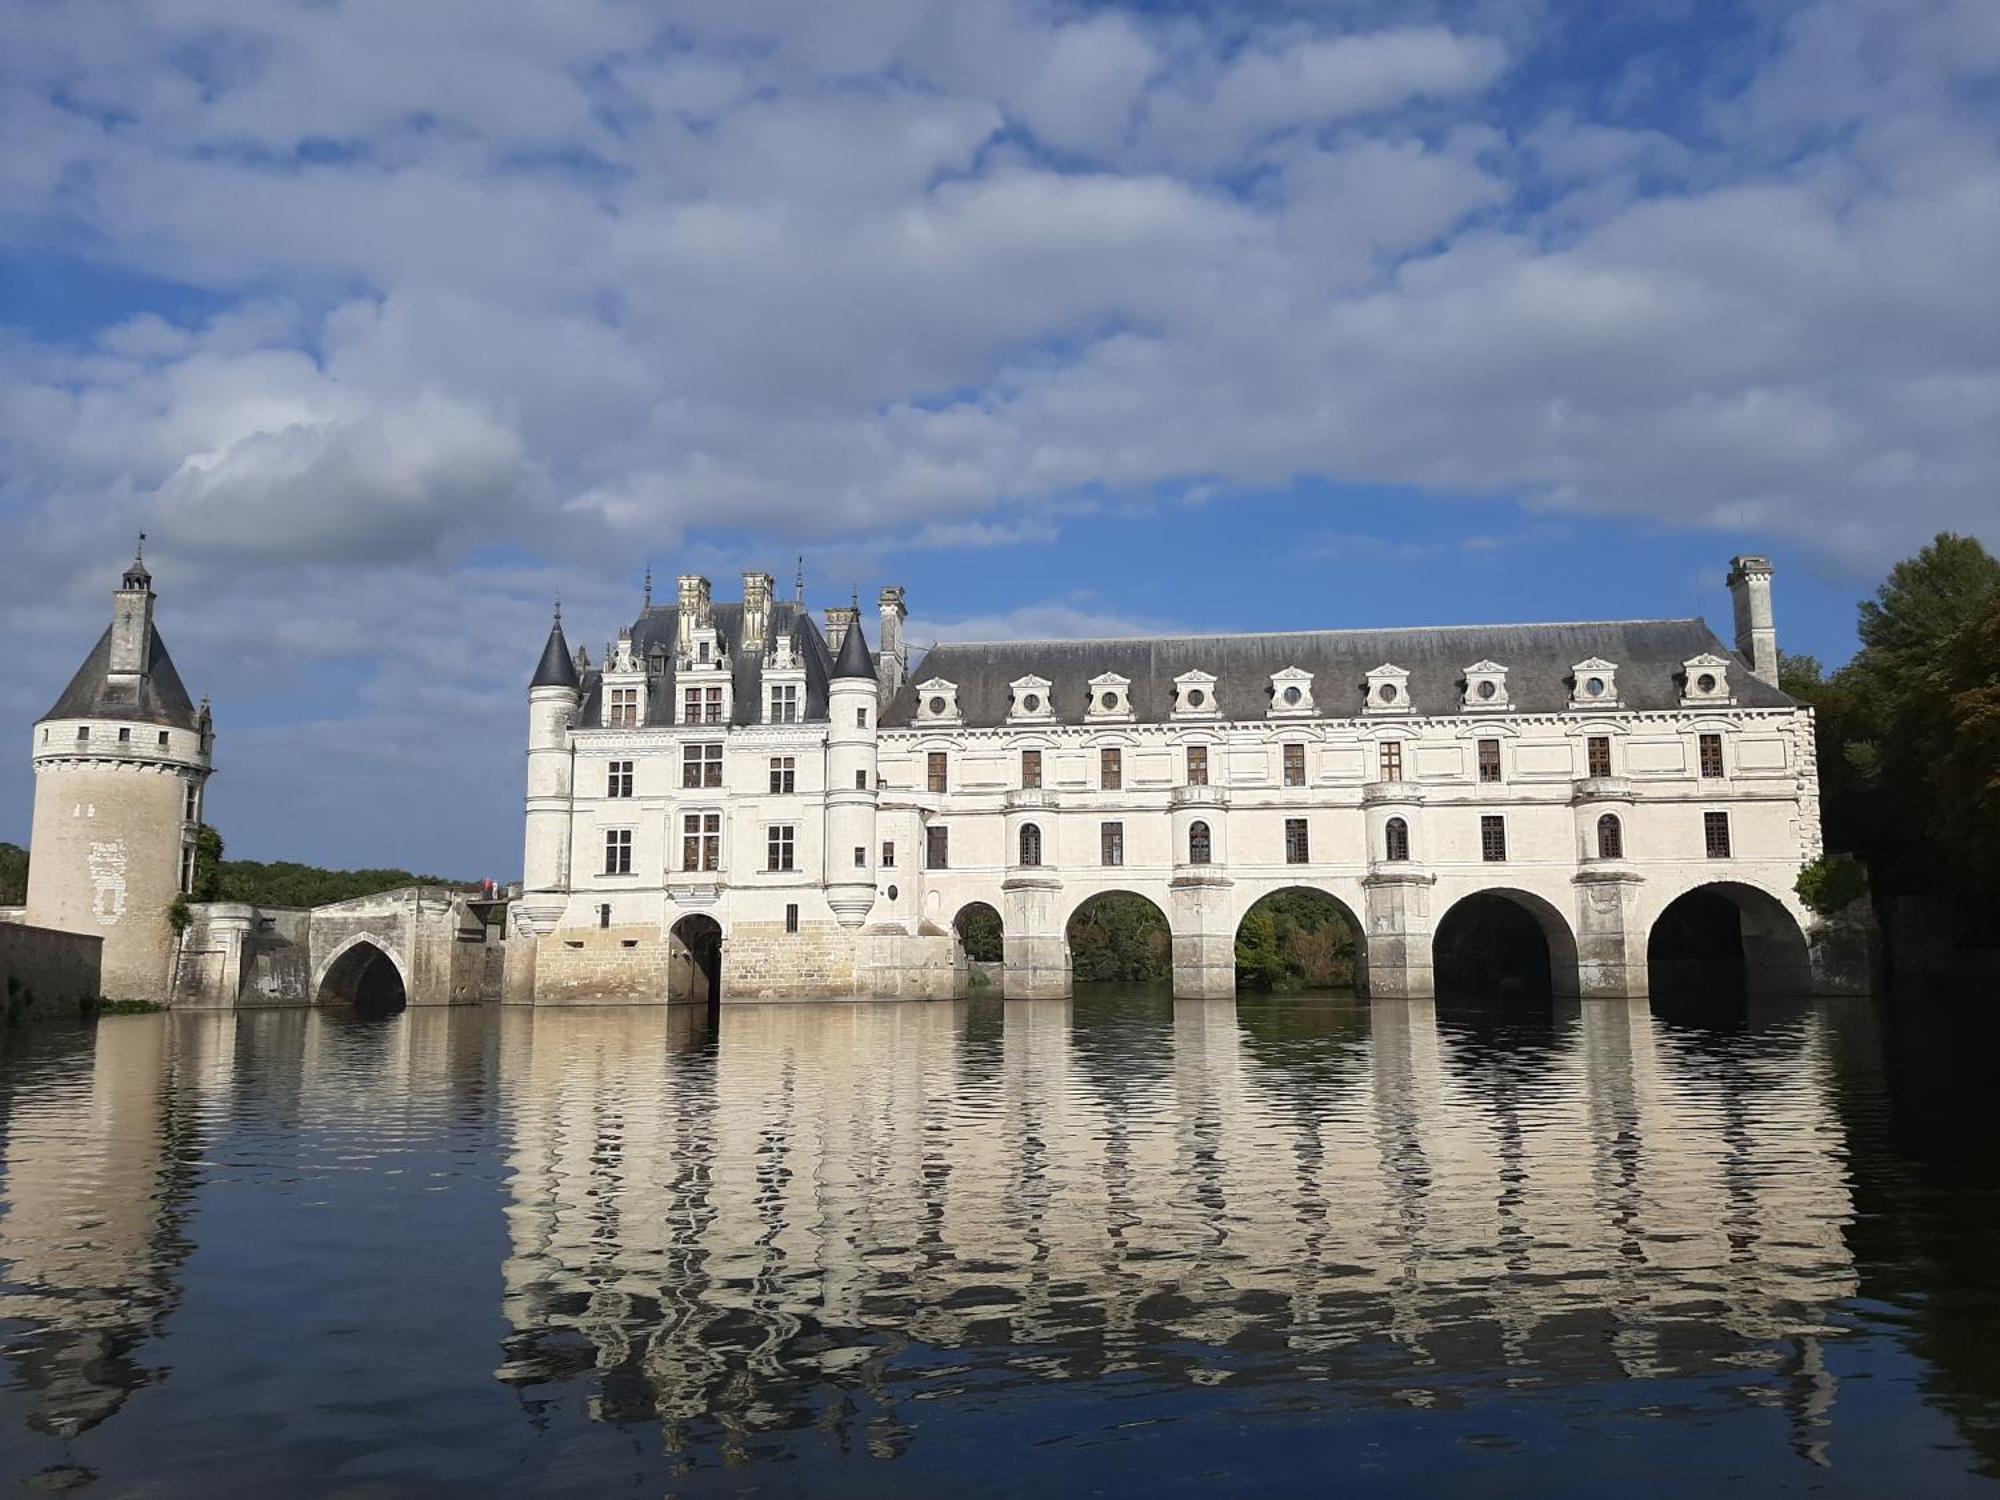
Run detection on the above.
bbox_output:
[1728,555,1779,687]
[523,605,580,895]
[824,619,879,928]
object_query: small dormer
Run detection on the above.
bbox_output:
[1680,652,1734,707]
[1008,674,1054,724]
[1172,670,1219,720]
[915,677,961,725]
[1269,666,1316,718]
[1363,664,1410,715]
[1086,672,1133,722]
[601,628,647,728]
[763,630,806,724]
[1569,657,1620,709]
[1461,660,1510,712]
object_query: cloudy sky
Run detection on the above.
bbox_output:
[2,0,1995,877]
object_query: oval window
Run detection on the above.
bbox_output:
[886,885,898,901]
[1022,693,1041,712]
[1697,673,1717,693]
[1283,685,1302,705]
[1380,682,1398,703]
[1188,688,1206,708]
[1586,676,1605,697]
[928,696,946,715]
[1476,680,1497,700]
[1101,691,1119,710]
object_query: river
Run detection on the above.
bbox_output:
[2,991,1997,1495]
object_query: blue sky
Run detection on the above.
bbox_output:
[2,0,1995,876]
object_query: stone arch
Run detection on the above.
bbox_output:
[1233,885,1367,995]
[668,913,723,1006]
[1064,889,1173,985]
[313,935,410,1016]
[1648,881,1812,1002]
[951,900,1004,995]
[1433,888,1582,1003]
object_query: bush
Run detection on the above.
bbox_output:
[1797,853,1870,917]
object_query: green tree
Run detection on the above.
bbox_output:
[0,842,27,905]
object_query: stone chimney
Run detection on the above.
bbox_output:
[1727,555,1779,687]
[878,586,908,703]
[824,605,856,652]
[676,573,711,655]
[741,571,773,652]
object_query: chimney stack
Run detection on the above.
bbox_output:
[741,571,773,652]
[109,537,155,688]
[676,573,711,655]
[1727,555,1779,686]
[824,605,856,652]
[878,586,908,702]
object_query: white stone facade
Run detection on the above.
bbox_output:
[509,559,1851,1005]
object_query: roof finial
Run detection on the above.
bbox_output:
[136,531,146,561]
[851,582,859,609]
[643,566,652,609]
[795,555,805,605]
[553,595,562,624]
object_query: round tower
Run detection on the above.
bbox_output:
[824,617,879,928]
[523,604,581,902]
[26,542,214,1000]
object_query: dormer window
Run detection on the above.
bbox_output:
[1269,666,1316,718]
[1569,657,1621,710]
[1009,675,1054,724]
[1680,653,1733,707]
[1172,670,1219,719]
[1087,672,1133,722]
[1363,664,1410,715]
[1461,660,1509,711]
[915,678,961,724]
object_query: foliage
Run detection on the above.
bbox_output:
[1796,854,1869,917]
[191,824,225,901]
[956,904,1003,962]
[86,997,165,1016]
[0,842,26,905]
[213,857,478,908]
[1068,894,1172,982]
[167,894,191,934]
[1235,889,1357,991]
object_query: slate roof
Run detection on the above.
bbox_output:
[42,624,202,730]
[883,618,1796,728]
[530,617,579,689]
[833,617,876,679]
[576,602,836,726]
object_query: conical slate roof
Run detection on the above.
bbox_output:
[833,618,876,680]
[531,614,579,690]
[42,624,200,729]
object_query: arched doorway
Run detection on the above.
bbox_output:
[1066,892,1172,985]
[1234,888,1366,995]
[316,939,408,1018]
[952,901,1003,995]
[1649,883,1812,1003]
[669,914,723,1007]
[1434,890,1582,1004]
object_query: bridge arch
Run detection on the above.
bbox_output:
[1064,889,1173,985]
[1434,887,1582,1003]
[1233,885,1367,995]
[313,935,410,1016]
[668,913,723,1006]
[1648,881,1812,1001]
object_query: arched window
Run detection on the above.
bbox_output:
[1385,816,1410,863]
[1597,813,1623,860]
[1188,820,1212,865]
[1019,823,1042,867]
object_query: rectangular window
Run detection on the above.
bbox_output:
[699,641,710,662]
[769,756,795,795]
[1477,739,1502,783]
[117,726,131,743]
[681,812,720,872]
[855,769,868,790]
[608,688,638,728]
[1101,747,1122,791]
[183,781,199,821]
[179,845,195,895]
[1186,745,1208,786]
[682,687,700,723]
[928,752,948,793]
[786,903,800,933]
[77,726,89,741]
[703,686,723,724]
[926,826,949,869]
[682,743,723,789]
[1101,821,1124,867]
[1481,815,1507,863]
[769,683,799,723]
[1699,733,1724,778]
[606,760,633,798]
[603,828,632,875]
[1021,749,1042,789]
[881,840,895,868]
[854,845,866,868]
[856,707,868,729]
[158,731,170,747]
[766,825,796,872]
[1284,817,1309,864]
[1283,743,1306,787]
[1379,741,1403,781]
[1587,736,1612,779]
[1705,811,1732,859]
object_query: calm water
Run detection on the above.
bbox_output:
[3,991,1999,1496]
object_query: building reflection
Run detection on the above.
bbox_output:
[494,994,1861,1455]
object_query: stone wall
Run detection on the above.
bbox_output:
[0,922,103,1018]
[533,924,673,1005]
[727,921,860,1000]
[172,904,312,1010]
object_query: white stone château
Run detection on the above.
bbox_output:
[507,557,1854,1005]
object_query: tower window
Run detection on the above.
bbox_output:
[1019,823,1042,867]
[1100,821,1124,867]
[1477,739,1502,783]
[1189,820,1212,865]
[682,743,723,789]
[766,824,796,872]
[603,829,632,875]
[855,769,867,789]
[157,731,169,747]
[682,812,720,871]
[1379,741,1402,781]
[1283,743,1305,787]
[1705,811,1732,859]
[854,845,866,868]
[1597,813,1623,860]
[1481,816,1507,862]
[1699,733,1724,778]
[184,781,199,821]
[1284,818,1309,864]
[1385,817,1410,862]
[769,756,795,794]
[1021,749,1042,789]
[1587,736,1612,779]
[1186,745,1208,786]
[856,707,868,728]
[607,760,634,798]
[928,752,948,793]
[118,727,131,743]
[77,726,89,741]
[1101,748,1122,791]
[179,845,196,895]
